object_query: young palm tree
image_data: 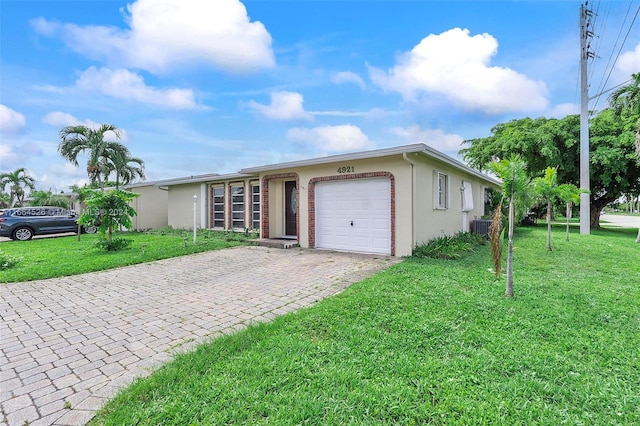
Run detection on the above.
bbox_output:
[609,73,640,242]
[58,124,128,191]
[0,167,36,207]
[488,155,530,297]
[557,183,581,242]
[532,167,582,249]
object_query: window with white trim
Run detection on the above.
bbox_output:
[231,183,245,229]
[251,182,260,230]
[212,186,224,228]
[434,171,450,209]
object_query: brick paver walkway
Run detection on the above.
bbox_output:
[1,246,398,425]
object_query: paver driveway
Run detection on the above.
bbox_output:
[1,246,399,425]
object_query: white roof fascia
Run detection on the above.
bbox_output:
[239,143,427,174]
[159,172,257,187]
[239,142,500,186]
[416,145,501,186]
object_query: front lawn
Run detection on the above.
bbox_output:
[0,229,247,283]
[90,225,640,425]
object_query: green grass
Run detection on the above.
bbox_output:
[0,229,246,283]
[90,225,640,425]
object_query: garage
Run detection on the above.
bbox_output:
[315,177,391,255]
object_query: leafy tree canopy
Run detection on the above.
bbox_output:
[461,110,640,227]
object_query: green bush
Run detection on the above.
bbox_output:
[0,250,22,270]
[94,237,133,252]
[413,231,485,260]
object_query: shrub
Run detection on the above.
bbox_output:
[0,250,23,270]
[413,231,485,260]
[94,237,133,252]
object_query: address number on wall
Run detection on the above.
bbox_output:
[337,166,355,173]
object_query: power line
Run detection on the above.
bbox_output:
[592,2,639,113]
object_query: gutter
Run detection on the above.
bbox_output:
[402,152,417,249]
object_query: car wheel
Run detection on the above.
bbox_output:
[83,225,98,234]
[12,227,34,241]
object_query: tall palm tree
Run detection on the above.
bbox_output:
[104,150,146,189]
[58,124,129,191]
[488,155,530,297]
[609,73,640,242]
[0,167,36,207]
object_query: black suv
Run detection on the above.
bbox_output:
[0,206,97,241]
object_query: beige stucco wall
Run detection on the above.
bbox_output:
[259,154,414,256]
[260,152,497,257]
[408,152,495,247]
[167,183,204,230]
[128,185,168,230]
[164,152,497,256]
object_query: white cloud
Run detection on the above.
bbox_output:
[332,71,366,89]
[0,105,26,133]
[76,67,196,109]
[0,143,43,167]
[32,0,274,75]
[246,91,313,121]
[617,42,640,76]
[546,103,578,119]
[369,28,549,114]
[43,111,128,142]
[387,126,464,154]
[287,125,373,152]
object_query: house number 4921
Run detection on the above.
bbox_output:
[337,166,355,173]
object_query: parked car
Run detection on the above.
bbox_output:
[0,206,97,241]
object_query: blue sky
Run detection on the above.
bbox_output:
[1,0,638,193]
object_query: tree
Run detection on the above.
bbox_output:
[532,167,582,250]
[0,167,36,207]
[609,73,640,155]
[557,183,581,242]
[58,124,129,191]
[461,113,640,228]
[79,189,139,244]
[0,192,10,209]
[532,167,559,251]
[609,73,640,242]
[488,155,530,297]
[106,151,145,189]
[29,190,68,208]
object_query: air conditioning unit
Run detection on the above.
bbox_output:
[471,219,493,237]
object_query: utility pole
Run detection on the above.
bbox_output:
[579,2,595,235]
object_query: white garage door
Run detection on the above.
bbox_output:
[315,178,391,255]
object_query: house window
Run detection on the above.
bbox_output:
[212,186,225,228]
[434,171,450,209]
[251,182,260,230]
[231,184,245,229]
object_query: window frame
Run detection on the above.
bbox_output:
[211,185,225,229]
[434,171,450,210]
[230,182,245,230]
[251,181,260,231]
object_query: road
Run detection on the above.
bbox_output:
[600,214,640,228]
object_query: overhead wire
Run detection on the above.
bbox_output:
[590,1,639,113]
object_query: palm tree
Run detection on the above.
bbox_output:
[557,183,581,242]
[58,124,129,191]
[0,191,10,208]
[609,73,640,242]
[107,151,146,189]
[488,155,530,297]
[0,167,36,207]
[532,167,558,251]
[532,167,582,249]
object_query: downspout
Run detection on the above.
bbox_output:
[403,153,417,249]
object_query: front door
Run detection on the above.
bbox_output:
[285,181,297,236]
